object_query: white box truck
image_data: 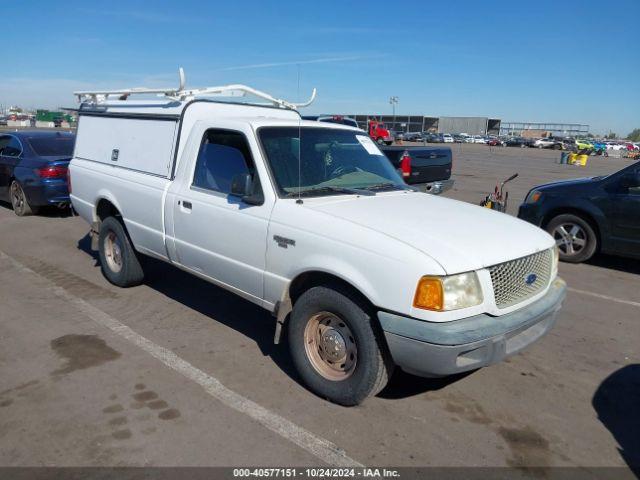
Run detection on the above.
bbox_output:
[69,70,566,405]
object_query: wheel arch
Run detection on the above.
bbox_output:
[542,206,603,250]
[95,195,124,222]
[274,269,381,344]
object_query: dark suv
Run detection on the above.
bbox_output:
[518,161,640,263]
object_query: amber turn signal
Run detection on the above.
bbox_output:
[413,276,444,311]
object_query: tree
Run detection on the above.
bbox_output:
[627,129,640,142]
[606,132,617,139]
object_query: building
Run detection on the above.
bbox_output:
[499,122,589,138]
[342,115,591,137]
[346,115,502,135]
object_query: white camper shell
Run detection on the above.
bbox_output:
[70,71,566,405]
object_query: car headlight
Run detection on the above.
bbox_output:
[413,272,483,311]
[525,190,543,204]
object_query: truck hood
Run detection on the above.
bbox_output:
[304,192,554,274]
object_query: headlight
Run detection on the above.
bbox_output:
[413,272,483,311]
[525,190,543,204]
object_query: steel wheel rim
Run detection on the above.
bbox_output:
[303,311,357,381]
[104,231,123,273]
[553,223,587,256]
[10,183,25,214]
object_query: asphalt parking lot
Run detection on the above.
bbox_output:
[0,144,638,473]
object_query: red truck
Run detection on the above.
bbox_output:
[368,120,394,145]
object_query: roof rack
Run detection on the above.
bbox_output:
[73,67,317,110]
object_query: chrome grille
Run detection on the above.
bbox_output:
[489,249,552,309]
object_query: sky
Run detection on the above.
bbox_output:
[2,0,638,136]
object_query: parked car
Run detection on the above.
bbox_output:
[505,137,532,148]
[487,138,505,147]
[519,161,640,263]
[452,134,465,143]
[390,130,405,142]
[574,139,594,152]
[533,137,565,150]
[470,135,486,144]
[403,132,423,142]
[70,78,565,406]
[0,131,75,216]
[379,145,453,193]
[424,133,443,143]
[442,134,454,143]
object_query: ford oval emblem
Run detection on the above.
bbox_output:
[525,273,537,285]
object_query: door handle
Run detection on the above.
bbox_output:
[180,200,192,210]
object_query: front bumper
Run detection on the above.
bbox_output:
[378,278,566,377]
[517,202,545,226]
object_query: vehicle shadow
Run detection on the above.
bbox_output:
[587,254,640,275]
[378,370,474,400]
[76,233,301,382]
[0,200,73,218]
[592,364,640,476]
[76,232,469,401]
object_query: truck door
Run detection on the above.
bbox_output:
[168,125,273,302]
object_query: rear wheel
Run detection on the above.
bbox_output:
[547,214,598,263]
[98,216,144,287]
[10,181,38,216]
[288,285,392,406]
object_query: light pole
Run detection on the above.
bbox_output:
[389,96,399,131]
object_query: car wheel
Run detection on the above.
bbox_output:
[547,214,598,263]
[376,138,384,145]
[98,216,144,287]
[288,285,393,406]
[9,181,38,216]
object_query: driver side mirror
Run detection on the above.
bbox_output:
[230,173,263,205]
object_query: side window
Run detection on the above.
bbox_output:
[628,168,640,196]
[0,136,11,155]
[2,137,22,157]
[192,130,254,195]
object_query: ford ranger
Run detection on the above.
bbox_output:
[69,75,566,405]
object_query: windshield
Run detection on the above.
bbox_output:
[258,127,407,197]
[28,136,75,156]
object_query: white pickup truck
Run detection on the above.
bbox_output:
[69,75,566,405]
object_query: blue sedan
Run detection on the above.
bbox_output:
[0,131,75,216]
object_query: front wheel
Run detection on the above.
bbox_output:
[375,138,384,145]
[547,214,598,263]
[288,285,392,406]
[98,216,145,287]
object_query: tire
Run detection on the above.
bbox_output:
[376,138,384,145]
[98,216,144,287]
[288,285,393,406]
[10,181,38,216]
[547,214,598,263]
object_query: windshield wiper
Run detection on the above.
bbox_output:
[287,186,375,197]
[361,182,409,191]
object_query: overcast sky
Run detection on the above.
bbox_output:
[2,0,638,135]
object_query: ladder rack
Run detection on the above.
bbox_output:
[73,67,317,110]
